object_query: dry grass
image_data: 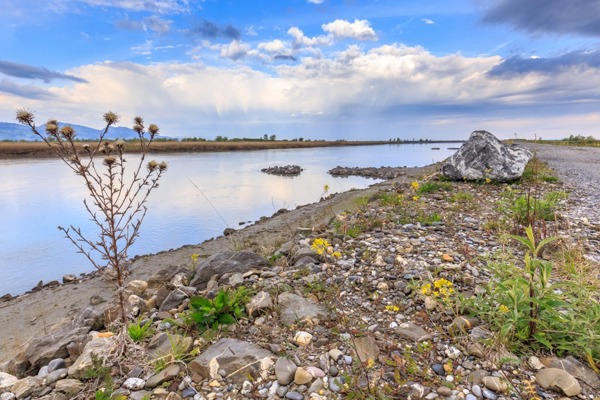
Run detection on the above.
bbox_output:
[0,140,387,158]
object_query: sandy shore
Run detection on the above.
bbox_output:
[0,164,435,363]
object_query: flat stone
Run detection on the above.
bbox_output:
[0,372,18,392]
[190,252,268,289]
[482,376,507,393]
[540,356,600,389]
[10,376,43,399]
[54,378,85,396]
[67,337,114,380]
[147,333,193,362]
[44,368,68,385]
[188,338,273,384]
[275,357,297,385]
[145,364,180,389]
[123,377,146,390]
[277,292,329,325]
[158,289,188,312]
[536,368,581,396]
[294,331,313,346]
[352,336,380,363]
[396,322,431,342]
[294,367,312,385]
[127,280,148,296]
[246,291,273,317]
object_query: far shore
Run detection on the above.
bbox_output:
[0,139,465,159]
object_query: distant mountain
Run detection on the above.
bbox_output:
[0,122,142,141]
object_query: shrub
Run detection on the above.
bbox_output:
[187,287,250,331]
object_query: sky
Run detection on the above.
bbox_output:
[2,0,600,140]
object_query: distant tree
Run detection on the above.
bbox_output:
[263,134,268,141]
[269,134,276,141]
[298,137,304,142]
[215,135,228,142]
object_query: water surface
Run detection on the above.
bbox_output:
[0,144,456,295]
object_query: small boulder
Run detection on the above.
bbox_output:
[536,368,581,396]
[277,292,329,326]
[67,337,114,380]
[441,130,532,182]
[190,252,268,289]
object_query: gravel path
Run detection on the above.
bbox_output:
[526,143,600,226]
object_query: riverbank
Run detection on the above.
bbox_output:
[0,140,463,159]
[1,145,599,399]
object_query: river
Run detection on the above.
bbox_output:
[0,143,458,295]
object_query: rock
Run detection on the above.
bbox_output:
[190,252,268,289]
[447,316,479,334]
[158,288,188,312]
[275,357,297,385]
[294,367,313,385]
[54,378,85,396]
[188,338,273,384]
[536,368,581,396]
[62,274,77,283]
[67,337,114,380]
[396,322,431,342]
[277,292,329,325]
[147,334,193,362]
[145,364,180,389]
[308,378,324,394]
[352,336,380,363]
[482,376,507,393]
[294,331,313,346]
[261,165,303,176]
[21,308,102,376]
[123,377,146,390]
[328,166,406,179]
[528,356,544,371]
[246,291,273,317]
[127,280,148,296]
[540,356,600,389]
[10,376,43,399]
[147,265,189,289]
[46,359,66,373]
[441,130,532,182]
[0,372,18,392]
[44,368,68,385]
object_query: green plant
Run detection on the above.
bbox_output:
[417,181,452,194]
[187,287,249,331]
[127,317,154,342]
[152,334,199,371]
[497,187,566,229]
[16,110,167,328]
[449,191,474,203]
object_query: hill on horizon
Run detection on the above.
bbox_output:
[0,122,148,142]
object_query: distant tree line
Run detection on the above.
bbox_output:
[562,134,597,143]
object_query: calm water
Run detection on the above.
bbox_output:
[0,144,457,295]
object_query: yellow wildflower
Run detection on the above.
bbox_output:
[411,181,420,190]
[191,253,199,263]
[499,304,510,313]
[421,283,432,295]
[385,304,400,313]
[311,238,331,255]
[413,195,420,202]
[485,178,491,184]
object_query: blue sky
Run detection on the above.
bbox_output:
[2,0,600,140]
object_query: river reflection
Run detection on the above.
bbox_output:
[0,144,457,295]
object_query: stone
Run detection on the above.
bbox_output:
[396,322,431,342]
[328,348,344,361]
[123,377,146,390]
[294,367,313,385]
[147,265,189,289]
[158,288,188,312]
[535,368,581,396]
[10,377,43,399]
[190,252,268,289]
[294,331,313,346]
[308,378,324,394]
[305,366,325,378]
[447,316,480,334]
[441,130,532,182]
[127,280,148,296]
[352,336,380,363]
[482,376,507,393]
[285,391,304,400]
[467,342,486,358]
[0,372,18,392]
[62,274,77,283]
[47,358,66,373]
[275,357,297,385]
[54,378,85,396]
[277,292,329,325]
[44,368,68,385]
[21,308,102,376]
[67,337,114,380]
[147,333,193,362]
[188,338,273,384]
[145,364,180,389]
[246,291,273,317]
[540,356,600,389]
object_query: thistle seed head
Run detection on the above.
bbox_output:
[147,160,158,172]
[114,139,126,148]
[103,156,117,166]
[158,161,167,171]
[16,109,34,125]
[148,124,159,137]
[133,124,144,135]
[60,126,75,140]
[45,120,59,136]
[103,111,119,126]
[134,116,144,126]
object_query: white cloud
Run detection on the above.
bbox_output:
[144,16,172,34]
[218,40,251,61]
[321,19,378,41]
[421,18,435,25]
[258,39,287,53]
[287,27,332,49]
[307,0,324,3]
[73,0,190,13]
[131,40,154,55]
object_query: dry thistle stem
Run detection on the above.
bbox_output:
[15,109,167,330]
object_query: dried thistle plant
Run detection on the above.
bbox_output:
[16,109,167,328]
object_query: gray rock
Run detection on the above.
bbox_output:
[535,368,581,396]
[67,337,114,380]
[54,378,85,396]
[396,322,431,342]
[147,333,193,362]
[246,291,273,317]
[0,372,18,392]
[274,357,297,385]
[147,265,189,289]
[47,359,66,373]
[44,368,68,385]
[10,376,43,399]
[441,130,532,182]
[352,336,380,363]
[482,376,507,393]
[540,356,600,389]
[188,338,273,384]
[158,288,188,312]
[0,393,16,400]
[190,252,268,289]
[277,292,329,325]
[123,377,146,390]
[145,364,180,389]
[285,391,303,400]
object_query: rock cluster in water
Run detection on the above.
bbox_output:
[328,166,407,179]
[1,175,598,400]
[261,165,303,176]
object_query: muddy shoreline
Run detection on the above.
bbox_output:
[0,164,436,363]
